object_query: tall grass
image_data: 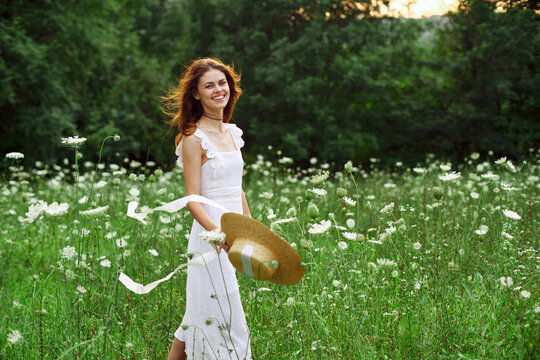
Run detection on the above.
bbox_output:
[1,144,538,359]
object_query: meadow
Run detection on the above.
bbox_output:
[1,138,538,359]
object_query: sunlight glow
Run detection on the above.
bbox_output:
[380,0,460,18]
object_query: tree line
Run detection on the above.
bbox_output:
[1,0,538,170]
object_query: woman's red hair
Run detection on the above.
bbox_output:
[162,58,242,147]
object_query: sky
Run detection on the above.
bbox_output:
[382,0,460,18]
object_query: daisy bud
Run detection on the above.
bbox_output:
[307,203,319,218]
[336,187,348,198]
[432,186,443,200]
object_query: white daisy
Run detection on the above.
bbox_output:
[45,202,69,216]
[310,188,327,196]
[343,197,356,206]
[200,230,226,244]
[337,241,348,250]
[99,259,111,268]
[521,290,531,299]
[342,232,357,241]
[475,225,489,235]
[7,330,22,345]
[380,202,394,214]
[61,246,77,260]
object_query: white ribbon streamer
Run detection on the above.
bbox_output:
[119,251,218,294]
[127,194,228,225]
[121,193,228,294]
[241,245,254,279]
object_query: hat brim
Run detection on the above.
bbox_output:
[221,213,305,285]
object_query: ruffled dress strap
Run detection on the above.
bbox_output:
[175,129,219,168]
[227,123,245,150]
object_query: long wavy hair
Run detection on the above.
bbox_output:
[162,58,242,147]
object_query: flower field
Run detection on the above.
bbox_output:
[1,143,538,359]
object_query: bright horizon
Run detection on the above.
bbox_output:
[382,0,460,18]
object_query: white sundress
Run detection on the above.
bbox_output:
[174,123,252,360]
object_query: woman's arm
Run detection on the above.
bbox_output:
[241,189,251,218]
[182,135,220,231]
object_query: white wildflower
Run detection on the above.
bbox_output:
[521,290,531,299]
[342,232,357,241]
[413,242,422,250]
[332,279,342,288]
[310,188,327,196]
[45,202,69,216]
[259,191,273,199]
[61,246,77,260]
[77,286,87,294]
[286,297,295,306]
[502,209,521,220]
[380,202,394,214]
[470,192,480,199]
[501,231,513,240]
[61,135,87,147]
[413,167,426,174]
[392,270,398,278]
[470,152,480,160]
[337,241,348,250]
[475,225,489,235]
[343,197,356,206]
[300,238,313,248]
[258,287,272,292]
[439,171,461,181]
[345,218,355,229]
[116,238,127,248]
[310,170,329,184]
[376,258,397,267]
[440,164,451,171]
[99,259,111,268]
[128,188,140,197]
[159,215,171,224]
[271,217,296,226]
[500,276,513,287]
[495,157,507,165]
[414,281,422,290]
[200,230,226,244]
[148,249,159,257]
[7,330,22,345]
[6,152,24,160]
[308,220,332,234]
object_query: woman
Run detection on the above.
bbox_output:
[164,58,252,360]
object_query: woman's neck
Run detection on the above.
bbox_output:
[199,111,226,132]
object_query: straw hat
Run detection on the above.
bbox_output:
[221,213,305,285]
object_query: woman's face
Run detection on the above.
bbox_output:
[194,69,230,113]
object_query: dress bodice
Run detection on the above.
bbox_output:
[175,123,245,201]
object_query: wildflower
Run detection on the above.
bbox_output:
[113,134,121,142]
[342,232,357,241]
[45,202,69,216]
[345,218,355,229]
[259,192,273,199]
[391,270,398,278]
[258,287,272,292]
[286,297,295,306]
[440,164,451,171]
[439,171,461,181]
[80,205,109,217]
[278,157,293,165]
[500,276,513,287]
[332,279,342,288]
[310,170,329,184]
[148,249,159,257]
[286,207,297,217]
[159,215,171,224]
[307,203,319,218]
[310,188,327,196]
[308,220,332,234]
[413,242,422,250]
[200,230,226,245]
[77,286,87,294]
[100,259,111,268]
[470,192,480,199]
[505,160,516,173]
[501,231,513,240]
[343,197,356,206]
[380,202,394,214]
[23,200,48,223]
[116,238,127,248]
[336,187,348,198]
[376,258,397,267]
[337,241,348,250]
[61,246,77,260]
[383,183,396,188]
[383,310,398,316]
[495,157,507,165]
[61,135,87,147]
[432,186,443,200]
[413,167,426,174]
[502,209,521,220]
[271,217,296,226]
[5,152,24,160]
[7,330,22,345]
[128,188,140,197]
[521,290,531,299]
[309,157,317,165]
[470,152,480,160]
[414,281,422,290]
[344,161,353,172]
[475,225,488,235]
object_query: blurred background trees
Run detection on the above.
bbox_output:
[1,0,538,169]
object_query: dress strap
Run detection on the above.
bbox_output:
[227,123,245,150]
[175,129,219,168]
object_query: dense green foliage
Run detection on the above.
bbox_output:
[1,144,538,358]
[1,0,538,169]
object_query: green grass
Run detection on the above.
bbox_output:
[1,146,538,359]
